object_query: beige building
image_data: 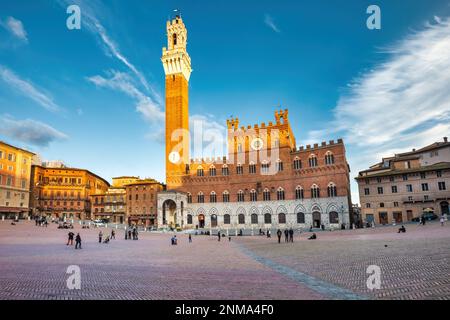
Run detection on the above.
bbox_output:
[104,176,141,224]
[356,138,450,225]
[0,141,35,219]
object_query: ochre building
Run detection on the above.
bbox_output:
[0,141,35,219]
[157,15,353,231]
[30,165,110,220]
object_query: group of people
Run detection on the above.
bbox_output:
[34,216,48,227]
[276,229,295,243]
[98,230,115,244]
[125,227,139,240]
[67,231,82,249]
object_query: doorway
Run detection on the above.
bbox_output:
[162,199,177,226]
[211,214,217,228]
[393,212,403,223]
[441,201,449,216]
[312,211,321,228]
[198,214,205,228]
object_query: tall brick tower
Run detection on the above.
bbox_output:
[161,14,192,189]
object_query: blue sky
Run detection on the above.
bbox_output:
[1,0,450,203]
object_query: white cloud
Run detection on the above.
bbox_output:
[306,17,450,204]
[264,14,280,33]
[1,16,28,42]
[87,70,164,124]
[0,65,61,112]
[58,0,161,105]
[0,115,68,147]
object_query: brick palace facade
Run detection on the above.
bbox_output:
[157,15,353,231]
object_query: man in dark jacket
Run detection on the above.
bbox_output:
[75,233,82,249]
[289,228,294,243]
[277,229,282,243]
[67,231,75,245]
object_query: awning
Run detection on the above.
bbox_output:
[0,207,27,213]
[423,208,434,212]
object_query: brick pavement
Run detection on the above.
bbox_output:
[0,221,323,300]
[236,222,450,300]
[1,221,449,300]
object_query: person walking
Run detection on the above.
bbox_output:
[188,234,192,243]
[75,233,82,249]
[277,229,282,243]
[67,231,75,246]
[267,229,271,238]
[289,228,294,243]
[218,232,221,242]
[111,229,115,240]
[98,230,103,243]
[441,216,445,226]
[128,229,132,240]
[284,229,289,242]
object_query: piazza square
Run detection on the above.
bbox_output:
[1,220,449,300]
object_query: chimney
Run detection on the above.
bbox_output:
[444,137,448,143]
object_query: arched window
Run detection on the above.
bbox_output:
[222,165,229,176]
[173,33,177,46]
[238,214,245,224]
[197,192,204,203]
[295,186,304,200]
[263,188,271,201]
[187,193,192,203]
[250,189,257,202]
[264,213,272,224]
[197,166,204,177]
[210,191,217,203]
[293,157,302,170]
[222,190,230,203]
[297,212,305,223]
[237,190,244,202]
[329,211,339,224]
[311,184,320,198]
[325,152,335,165]
[249,162,256,174]
[209,166,216,176]
[236,164,243,175]
[251,214,258,224]
[327,183,337,197]
[224,214,231,224]
[278,213,286,224]
[187,214,193,224]
[277,187,285,200]
[309,155,318,167]
[237,143,243,153]
[276,159,284,172]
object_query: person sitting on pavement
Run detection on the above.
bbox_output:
[398,225,406,233]
[308,233,317,240]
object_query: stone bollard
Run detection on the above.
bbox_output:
[2,215,4,221]
[105,224,108,228]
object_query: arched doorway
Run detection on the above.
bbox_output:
[198,214,205,228]
[441,202,449,216]
[162,199,177,227]
[312,211,321,228]
[211,214,218,228]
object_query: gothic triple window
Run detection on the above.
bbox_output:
[277,187,285,201]
[237,190,245,202]
[327,183,337,197]
[222,191,230,203]
[210,191,217,203]
[293,158,302,170]
[311,185,320,198]
[209,167,216,176]
[263,189,271,201]
[250,190,257,202]
[325,152,335,165]
[309,155,318,168]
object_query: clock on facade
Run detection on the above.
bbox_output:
[251,138,264,151]
[168,151,181,164]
